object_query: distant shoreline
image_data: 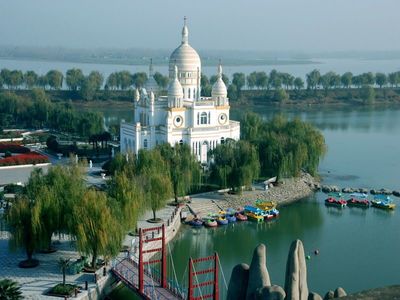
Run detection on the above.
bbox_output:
[0,55,320,67]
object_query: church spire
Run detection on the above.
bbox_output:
[149,58,154,76]
[217,59,222,79]
[182,16,188,44]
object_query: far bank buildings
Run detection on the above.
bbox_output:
[120,18,240,163]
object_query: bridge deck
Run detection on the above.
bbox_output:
[112,258,184,300]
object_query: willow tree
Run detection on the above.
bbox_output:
[27,164,85,252]
[105,152,136,177]
[240,112,264,142]
[158,143,201,203]
[107,169,144,231]
[136,149,172,221]
[31,186,59,252]
[73,189,123,268]
[7,195,40,268]
[210,140,260,192]
[256,115,326,179]
[45,163,86,234]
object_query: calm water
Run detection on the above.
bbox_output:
[107,105,400,297]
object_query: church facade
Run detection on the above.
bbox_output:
[120,18,240,163]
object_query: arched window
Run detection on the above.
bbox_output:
[143,139,148,148]
[220,137,225,144]
[200,112,208,125]
[188,88,191,99]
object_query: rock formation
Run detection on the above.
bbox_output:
[227,239,347,300]
[246,244,271,299]
[284,240,309,300]
[227,264,249,300]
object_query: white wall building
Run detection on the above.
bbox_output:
[120,18,240,163]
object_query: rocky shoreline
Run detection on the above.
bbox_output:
[219,172,318,209]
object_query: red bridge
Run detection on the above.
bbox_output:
[112,224,226,299]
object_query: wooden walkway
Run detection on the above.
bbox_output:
[112,258,184,300]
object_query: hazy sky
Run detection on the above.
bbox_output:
[1,0,399,52]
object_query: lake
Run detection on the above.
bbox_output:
[107,104,400,298]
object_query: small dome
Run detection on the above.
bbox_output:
[168,66,183,98]
[145,59,159,93]
[145,76,159,94]
[212,64,227,98]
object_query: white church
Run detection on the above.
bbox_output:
[120,18,240,163]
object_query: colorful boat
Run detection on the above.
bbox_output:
[235,212,248,221]
[188,218,204,227]
[346,197,370,208]
[265,208,280,219]
[325,197,347,208]
[263,211,274,220]
[371,196,396,210]
[217,215,229,225]
[203,217,218,227]
[244,205,264,222]
[226,214,237,223]
[255,200,277,211]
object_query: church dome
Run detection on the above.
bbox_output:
[145,59,159,94]
[168,17,201,78]
[168,66,183,98]
[212,64,227,98]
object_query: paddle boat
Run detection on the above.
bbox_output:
[255,200,277,211]
[244,205,264,223]
[371,195,396,210]
[188,218,204,227]
[265,208,280,218]
[325,197,347,208]
[235,211,248,221]
[346,196,370,208]
[203,217,218,227]
[224,208,237,222]
[226,214,237,223]
[217,215,229,225]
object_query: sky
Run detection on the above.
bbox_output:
[0,0,399,52]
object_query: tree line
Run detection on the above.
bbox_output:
[1,67,398,95]
[0,68,170,100]
[0,89,103,137]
